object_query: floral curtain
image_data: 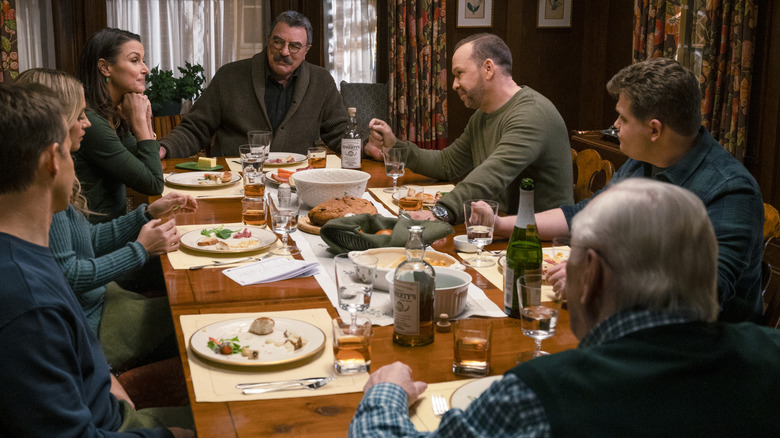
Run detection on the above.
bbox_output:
[1,0,18,82]
[387,0,448,150]
[700,0,758,161]
[632,0,681,62]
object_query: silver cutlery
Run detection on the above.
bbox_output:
[240,376,333,395]
[431,394,449,416]
[189,255,267,271]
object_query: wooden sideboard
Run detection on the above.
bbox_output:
[569,130,628,169]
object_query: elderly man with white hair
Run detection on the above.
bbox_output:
[348,179,780,437]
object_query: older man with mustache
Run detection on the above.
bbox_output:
[160,10,349,158]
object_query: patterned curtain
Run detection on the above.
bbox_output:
[700,0,758,161]
[387,0,448,150]
[1,0,18,82]
[632,0,681,62]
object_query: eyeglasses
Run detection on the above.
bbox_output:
[270,36,306,54]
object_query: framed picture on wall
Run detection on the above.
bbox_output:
[537,0,572,28]
[457,0,493,28]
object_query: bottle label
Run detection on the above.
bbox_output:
[393,280,419,335]
[341,139,362,168]
[504,266,515,311]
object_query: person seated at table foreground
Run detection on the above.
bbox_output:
[160,10,349,158]
[0,82,194,437]
[76,28,165,224]
[349,179,780,437]
[496,57,764,323]
[17,68,198,374]
[365,33,573,224]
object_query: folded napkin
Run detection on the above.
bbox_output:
[320,214,454,253]
[181,309,369,402]
[223,258,320,285]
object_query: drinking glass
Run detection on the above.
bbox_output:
[334,253,377,326]
[332,316,372,374]
[307,146,327,168]
[452,318,492,376]
[516,273,562,362]
[247,130,272,161]
[382,148,408,194]
[241,197,266,227]
[462,199,499,268]
[239,144,265,198]
[398,186,424,213]
[267,192,300,256]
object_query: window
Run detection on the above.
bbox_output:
[323,0,377,85]
[16,0,56,71]
[676,0,706,79]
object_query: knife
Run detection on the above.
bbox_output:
[236,376,330,389]
[240,376,332,395]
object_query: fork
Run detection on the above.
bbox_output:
[431,394,449,417]
[189,255,269,270]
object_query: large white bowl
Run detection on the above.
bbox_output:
[385,266,471,319]
[292,168,371,207]
[350,247,464,291]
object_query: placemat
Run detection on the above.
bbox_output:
[169,223,283,270]
[461,252,555,300]
[162,177,245,199]
[410,379,477,431]
[180,308,369,402]
[369,184,455,214]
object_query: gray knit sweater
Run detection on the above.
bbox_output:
[161,50,349,157]
[48,204,149,334]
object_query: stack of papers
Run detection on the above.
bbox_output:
[222,258,320,286]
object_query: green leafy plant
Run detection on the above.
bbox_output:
[175,62,205,101]
[145,61,205,115]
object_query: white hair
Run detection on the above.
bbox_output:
[571,178,719,322]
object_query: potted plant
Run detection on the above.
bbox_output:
[145,61,205,116]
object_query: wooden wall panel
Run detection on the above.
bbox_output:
[52,0,107,75]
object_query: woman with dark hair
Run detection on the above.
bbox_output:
[76,28,164,224]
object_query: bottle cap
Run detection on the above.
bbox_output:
[435,314,451,332]
[277,183,291,200]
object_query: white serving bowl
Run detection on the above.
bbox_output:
[291,168,371,207]
[453,235,478,253]
[350,247,464,291]
[385,266,471,319]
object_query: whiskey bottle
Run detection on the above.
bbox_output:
[392,226,435,346]
[340,107,362,169]
[503,178,543,318]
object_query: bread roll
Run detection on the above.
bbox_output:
[249,317,275,335]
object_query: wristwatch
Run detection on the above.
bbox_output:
[431,204,450,223]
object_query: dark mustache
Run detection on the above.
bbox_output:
[273,53,294,65]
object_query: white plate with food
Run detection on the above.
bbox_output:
[180,226,277,254]
[265,169,297,188]
[263,152,307,167]
[450,375,503,411]
[391,190,437,206]
[166,171,240,188]
[189,316,326,366]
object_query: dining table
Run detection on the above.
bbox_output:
[156,155,580,437]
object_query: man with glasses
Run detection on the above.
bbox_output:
[160,10,348,158]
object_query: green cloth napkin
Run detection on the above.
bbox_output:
[319,214,454,253]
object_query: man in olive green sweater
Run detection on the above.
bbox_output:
[366,33,573,224]
[160,11,348,158]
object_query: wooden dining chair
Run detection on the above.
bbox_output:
[573,148,615,203]
[152,114,183,140]
[762,202,780,328]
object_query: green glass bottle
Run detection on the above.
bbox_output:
[503,178,543,318]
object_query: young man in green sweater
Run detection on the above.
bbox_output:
[365,33,573,224]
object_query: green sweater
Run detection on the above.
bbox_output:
[48,204,149,333]
[399,87,573,224]
[76,109,164,223]
[161,50,349,157]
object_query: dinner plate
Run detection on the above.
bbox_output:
[174,161,224,171]
[180,226,277,254]
[449,375,503,411]
[189,317,326,366]
[265,169,297,188]
[166,171,240,188]
[263,152,307,167]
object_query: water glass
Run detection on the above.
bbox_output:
[247,130,272,160]
[332,317,372,374]
[267,192,300,256]
[462,199,499,268]
[383,147,407,194]
[452,318,492,376]
[334,253,377,326]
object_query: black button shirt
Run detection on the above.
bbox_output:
[264,64,299,134]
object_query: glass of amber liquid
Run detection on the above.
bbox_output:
[241,197,266,227]
[398,186,424,212]
[453,318,492,376]
[307,146,327,168]
[332,317,372,374]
